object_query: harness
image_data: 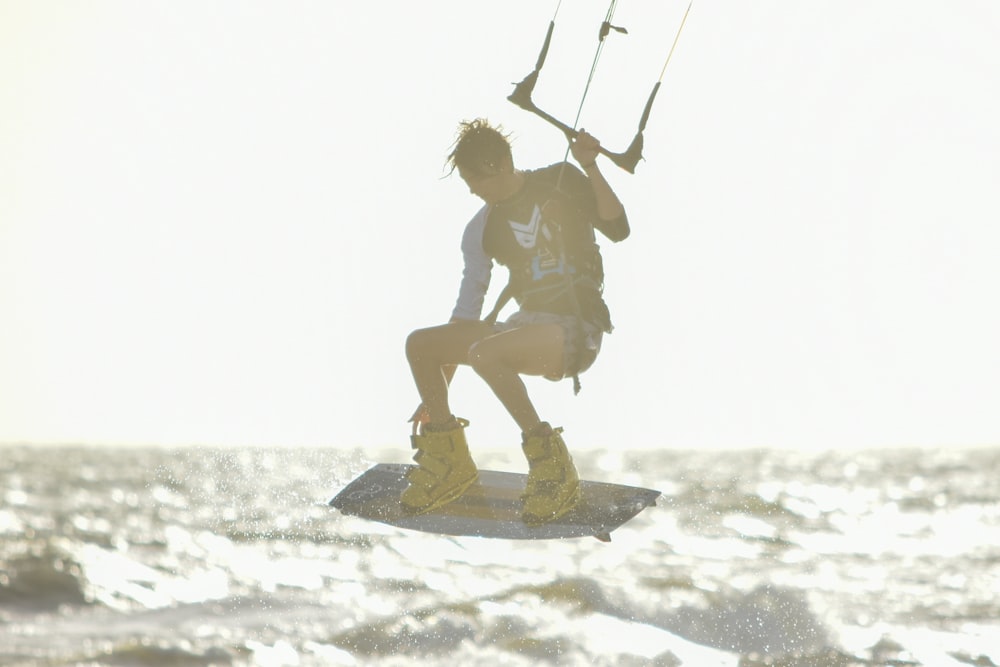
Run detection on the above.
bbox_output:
[482,166,609,394]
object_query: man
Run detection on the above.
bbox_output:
[403,118,630,525]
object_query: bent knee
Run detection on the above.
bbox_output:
[405,327,435,361]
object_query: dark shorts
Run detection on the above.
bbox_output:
[494,310,603,381]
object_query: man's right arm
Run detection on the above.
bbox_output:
[451,206,492,321]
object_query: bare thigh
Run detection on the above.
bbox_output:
[468,323,566,378]
[406,320,496,366]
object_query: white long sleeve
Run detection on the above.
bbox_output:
[451,206,493,321]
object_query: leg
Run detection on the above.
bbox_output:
[467,323,566,433]
[406,320,494,425]
[467,323,582,523]
[420,320,579,523]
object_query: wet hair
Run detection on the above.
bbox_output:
[446,119,513,178]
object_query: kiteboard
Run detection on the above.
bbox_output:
[328,463,660,542]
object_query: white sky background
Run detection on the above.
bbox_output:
[2,1,999,450]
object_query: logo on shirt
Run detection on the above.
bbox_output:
[509,205,545,249]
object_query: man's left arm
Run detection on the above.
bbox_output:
[571,130,630,242]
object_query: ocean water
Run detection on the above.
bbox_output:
[1,444,998,667]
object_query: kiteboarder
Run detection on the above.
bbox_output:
[402,119,629,525]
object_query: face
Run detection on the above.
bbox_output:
[458,164,511,205]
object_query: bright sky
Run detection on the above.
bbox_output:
[2,1,999,451]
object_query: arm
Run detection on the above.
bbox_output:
[571,130,630,242]
[450,206,493,320]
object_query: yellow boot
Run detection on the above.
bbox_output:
[400,418,478,515]
[521,425,580,525]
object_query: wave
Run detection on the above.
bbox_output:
[0,543,91,611]
[325,576,834,664]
